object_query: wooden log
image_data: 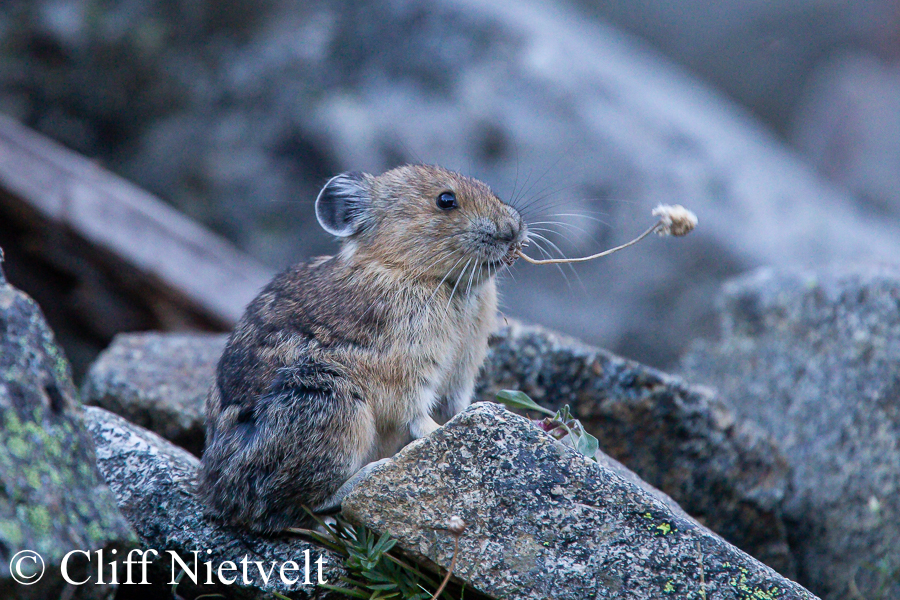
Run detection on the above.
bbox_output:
[0,114,274,329]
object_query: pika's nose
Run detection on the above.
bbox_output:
[495,221,518,243]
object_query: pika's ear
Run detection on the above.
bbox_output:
[315,172,372,237]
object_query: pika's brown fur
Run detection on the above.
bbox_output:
[198,165,525,533]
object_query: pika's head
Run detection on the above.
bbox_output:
[315,165,525,282]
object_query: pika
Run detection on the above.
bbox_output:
[198,165,526,533]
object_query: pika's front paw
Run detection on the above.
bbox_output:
[410,416,440,439]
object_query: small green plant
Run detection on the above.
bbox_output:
[495,390,600,460]
[290,513,466,600]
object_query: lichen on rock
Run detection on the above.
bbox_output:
[682,265,900,600]
[477,320,795,576]
[342,402,817,600]
[0,257,137,599]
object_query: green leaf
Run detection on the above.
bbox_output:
[362,570,394,583]
[367,583,400,590]
[575,431,600,460]
[373,532,398,555]
[310,513,465,600]
[496,390,556,416]
[555,404,574,423]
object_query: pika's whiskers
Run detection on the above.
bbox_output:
[446,259,473,312]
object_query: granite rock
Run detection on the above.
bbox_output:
[81,332,227,456]
[681,265,900,600]
[477,320,795,576]
[0,258,137,600]
[342,402,817,600]
[81,320,796,577]
[84,405,343,600]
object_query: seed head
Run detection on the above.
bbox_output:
[652,204,698,237]
[447,516,467,535]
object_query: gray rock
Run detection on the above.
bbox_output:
[590,448,690,520]
[681,265,900,600]
[81,320,795,576]
[477,320,795,576]
[791,52,900,219]
[81,332,227,456]
[0,260,136,600]
[4,0,900,371]
[83,405,344,600]
[342,402,817,600]
[564,0,900,133]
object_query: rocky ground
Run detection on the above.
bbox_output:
[73,260,900,599]
[6,233,900,599]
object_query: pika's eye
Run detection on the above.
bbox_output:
[436,191,457,211]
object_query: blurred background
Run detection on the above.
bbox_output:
[1,0,899,379]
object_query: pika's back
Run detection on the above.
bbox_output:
[214,256,389,414]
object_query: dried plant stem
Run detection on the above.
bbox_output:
[429,535,460,600]
[518,221,661,265]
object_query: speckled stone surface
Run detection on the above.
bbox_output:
[82,332,227,456]
[681,266,900,600]
[476,320,794,576]
[343,402,816,600]
[84,405,343,600]
[81,318,794,577]
[0,259,136,600]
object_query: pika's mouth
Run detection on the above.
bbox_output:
[501,242,523,266]
[483,242,522,270]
